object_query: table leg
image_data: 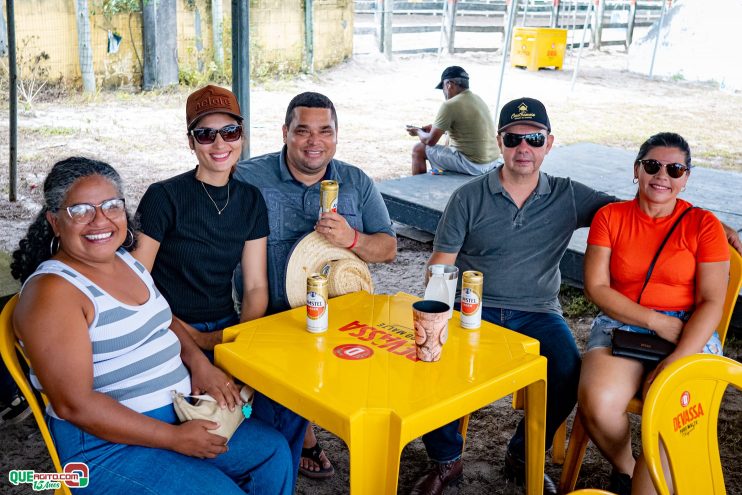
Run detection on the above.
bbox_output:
[524,378,547,495]
[348,411,402,495]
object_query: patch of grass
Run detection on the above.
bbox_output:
[559,285,599,318]
[27,126,77,137]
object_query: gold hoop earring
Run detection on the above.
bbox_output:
[49,236,60,256]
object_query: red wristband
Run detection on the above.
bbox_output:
[347,229,359,249]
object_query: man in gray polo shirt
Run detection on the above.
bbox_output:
[410,97,615,495]
[234,91,397,483]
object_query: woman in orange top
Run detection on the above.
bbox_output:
[578,132,730,495]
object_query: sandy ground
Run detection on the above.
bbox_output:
[1,46,742,494]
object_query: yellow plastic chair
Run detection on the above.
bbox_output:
[0,295,71,495]
[559,244,742,493]
[641,354,742,494]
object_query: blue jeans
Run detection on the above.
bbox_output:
[252,393,309,489]
[47,404,292,494]
[587,311,723,355]
[422,307,581,463]
[191,313,309,488]
[188,313,240,363]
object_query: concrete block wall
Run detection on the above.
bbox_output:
[313,0,353,69]
[251,0,305,76]
[3,0,354,88]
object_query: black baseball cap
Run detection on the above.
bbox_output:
[435,66,469,89]
[497,97,551,133]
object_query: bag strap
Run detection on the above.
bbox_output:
[637,206,696,304]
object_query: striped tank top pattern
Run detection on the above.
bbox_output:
[23,249,191,418]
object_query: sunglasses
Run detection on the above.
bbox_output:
[190,124,243,145]
[63,198,126,224]
[636,159,690,179]
[501,132,546,148]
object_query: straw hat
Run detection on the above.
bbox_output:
[285,231,374,309]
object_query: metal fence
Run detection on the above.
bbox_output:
[355,0,664,56]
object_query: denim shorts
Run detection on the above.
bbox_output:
[586,311,723,356]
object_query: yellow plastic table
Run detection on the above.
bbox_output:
[216,291,547,495]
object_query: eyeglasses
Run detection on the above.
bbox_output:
[190,124,243,145]
[501,132,546,148]
[636,159,691,179]
[62,198,126,224]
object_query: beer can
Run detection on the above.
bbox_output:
[319,180,339,218]
[460,271,483,329]
[306,274,329,333]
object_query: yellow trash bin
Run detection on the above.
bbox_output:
[510,27,567,71]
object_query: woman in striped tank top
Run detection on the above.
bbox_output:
[10,157,292,494]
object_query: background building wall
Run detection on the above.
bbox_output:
[4,0,353,89]
[313,0,353,70]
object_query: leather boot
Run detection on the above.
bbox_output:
[501,450,557,495]
[409,459,463,495]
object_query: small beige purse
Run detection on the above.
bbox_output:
[171,385,254,442]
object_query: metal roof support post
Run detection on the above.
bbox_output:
[304,0,314,73]
[375,0,383,53]
[445,0,458,55]
[592,0,604,50]
[7,0,16,202]
[232,0,250,159]
[212,0,224,66]
[383,0,393,60]
[494,0,519,118]
[626,0,637,50]
[570,0,593,92]
[551,0,561,28]
[648,0,667,80]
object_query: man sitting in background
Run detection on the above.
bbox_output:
[407,65,499,176]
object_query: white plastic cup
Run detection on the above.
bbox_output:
[426,264,459,319]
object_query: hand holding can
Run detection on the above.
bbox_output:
[319,180,339,219]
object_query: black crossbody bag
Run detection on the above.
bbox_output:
[611,207,696,364]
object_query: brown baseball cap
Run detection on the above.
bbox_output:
[186,85,242,130]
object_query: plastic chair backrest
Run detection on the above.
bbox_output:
[641,354,742,495]
[0,295,71,495]
[718,244,742,346]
